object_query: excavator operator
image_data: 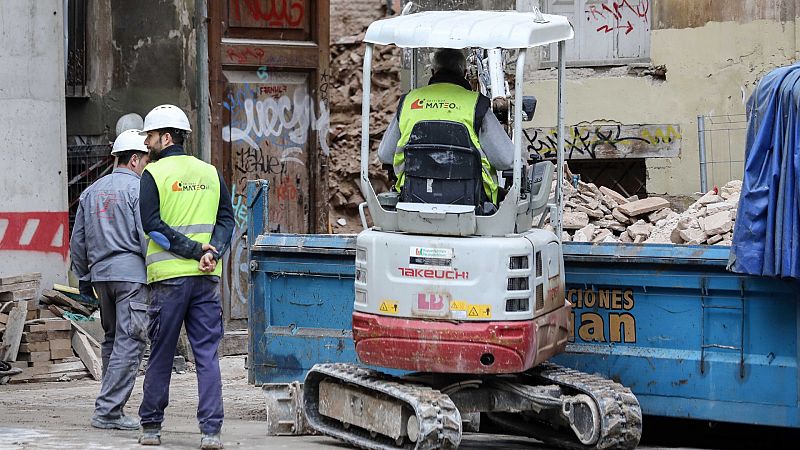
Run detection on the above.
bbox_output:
[377,48,515,212]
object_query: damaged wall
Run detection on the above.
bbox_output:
[66,0,197,143]
[0,0,69,288]
[526,0,799,195]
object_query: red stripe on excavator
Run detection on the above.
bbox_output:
[352,310,570,374]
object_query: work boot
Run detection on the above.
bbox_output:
[91,414,139,430]
[139,424,162,446]
[200,432,223,449]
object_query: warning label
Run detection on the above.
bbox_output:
[467,305,492,318]
[379,300,399,314]
[450,300,468,311]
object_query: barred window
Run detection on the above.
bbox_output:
[66,0,88,97]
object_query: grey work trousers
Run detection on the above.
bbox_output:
[93,281,149,419]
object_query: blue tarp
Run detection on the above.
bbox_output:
[730,64,800,279]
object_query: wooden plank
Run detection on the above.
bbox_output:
[18,351,51,362]
[41,289,92,316]
[27,324,47,333]
[71,320,102,349]
[0,312,8,325]
[0,288,37,302]
[72,330,102,380]
[523,123,682,160]
[18,341,50,353]
[0,281,39,293]
[49,339,71,351]
[0,300,28,361]
[14,370,91,383]
[37,309,57,319]
[53,356,80,363]
[47,330,71,340]
[0,272,41,286]
[44,319,72,331]
[50,348,74,359]
[21,331,47,343]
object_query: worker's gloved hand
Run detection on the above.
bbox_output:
[78,280,95,298]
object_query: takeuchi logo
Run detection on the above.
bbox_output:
[410,98,460,110]
[172,180,208,192]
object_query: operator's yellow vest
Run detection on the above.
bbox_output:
[394,82,499,203]
[144,155,222,283]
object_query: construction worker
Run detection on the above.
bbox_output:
[136,104,234,449]
[69,129,151,431]
[377,48,515,211]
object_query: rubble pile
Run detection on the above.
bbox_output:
[556,179,742,246]
[327,32,401,232]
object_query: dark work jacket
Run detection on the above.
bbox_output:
[139,145,235,261]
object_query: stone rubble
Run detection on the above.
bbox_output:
[553,178,741,246]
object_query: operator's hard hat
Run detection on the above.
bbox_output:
[111,129,148,155]
[115,113,144,138]
[140,104,192,134]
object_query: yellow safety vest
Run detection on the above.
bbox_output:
[144,155,222,283]
[394,82,499,203]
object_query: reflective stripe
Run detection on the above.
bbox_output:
[146,251,184,265]
[173,224,214,234]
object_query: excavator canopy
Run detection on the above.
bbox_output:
[364,10,574,49]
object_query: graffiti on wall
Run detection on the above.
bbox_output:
[223,83,330,158]
[585,0,650,35]
[523,123,681,160]
[229,0,307,29]
[0,212,69,260]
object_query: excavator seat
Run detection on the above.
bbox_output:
[400,121,486,211]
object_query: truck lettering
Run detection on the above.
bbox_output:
[567,287,637,344]
[398,267,469,280]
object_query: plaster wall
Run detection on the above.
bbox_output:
[526,14,798,195]
[67,0,197,143]
[0,0,69,288]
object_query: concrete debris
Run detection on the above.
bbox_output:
[563,211,590,230]
[600,186,628,205]
[553,178,742,246]
[617,197,671,217]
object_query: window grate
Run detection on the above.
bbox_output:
[507,277,529,291]
[66,0,88,97]
[536,284,545,310]
[506,298,529,312]
[509,255,529,270]
[535,251,543,277]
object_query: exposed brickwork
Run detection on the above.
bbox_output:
[330,0,391,41]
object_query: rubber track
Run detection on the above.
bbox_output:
[531,362,642,450]
[304,363,461,450]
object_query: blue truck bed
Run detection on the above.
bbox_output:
[248,230,799,428]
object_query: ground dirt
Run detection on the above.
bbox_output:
[1,356,796,450]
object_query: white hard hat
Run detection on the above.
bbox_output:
[112,129,148,155]
[140,104,192,134]
[115,113,144,138]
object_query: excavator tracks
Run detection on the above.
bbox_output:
[304,362,640,450]
[533,362,642,449]
[488,362,642,450]
[304,363,462,450]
